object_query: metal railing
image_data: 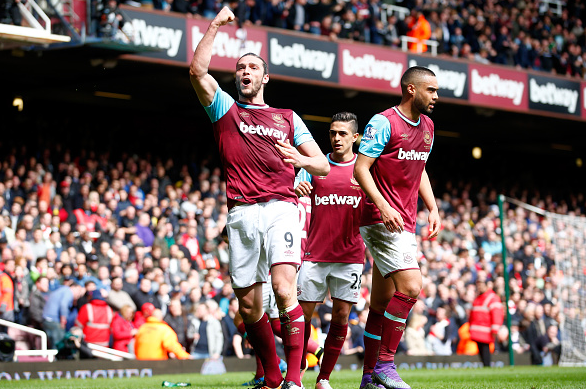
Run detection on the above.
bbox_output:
[87,343,136,361]
[380,4,410,21]
[539,0,563,16]
[400,35,438,56]
[0,319,58,362]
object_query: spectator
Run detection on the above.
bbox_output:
[164,299,188,349]
[134,308,191,360]
[469,280,504,367]
[42,281,85,348]
[111,304,137,353]
[74,290,114,347]
[536,324,561,366]
[187,301,223,359]
[29,276,49,329]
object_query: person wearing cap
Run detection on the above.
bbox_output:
[133,302,155,328]
[74,289,114,347]
[134,308,192,360]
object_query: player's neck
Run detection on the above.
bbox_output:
[330,150,354,163]
[397,102,420,122]
[238,92,265,106]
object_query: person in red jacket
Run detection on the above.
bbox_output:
[111,304,137,353]
[74,290,114,347]
[469,280,504,367]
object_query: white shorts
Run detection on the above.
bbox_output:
[262,277,279,319]
[227,200,301,289]
[297,261,363,304]
[360,224,419,278]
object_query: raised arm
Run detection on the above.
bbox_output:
[189,7,235,106]
[354,153,404,233]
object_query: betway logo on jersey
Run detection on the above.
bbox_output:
[191,26,262,58]
[529,78,579,114]
[132,19,183,57]
[239,122,287,141]
[342,49,403,88]
[408,59,466,98]
[470,69,524,106]
[269,38,336,79]
[397,148,429,161]
[314,194,362,208]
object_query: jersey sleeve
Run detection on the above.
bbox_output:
[203,87,235,123]
[293,112,314,147]
[294,168,313,188]
[358,114,391,158]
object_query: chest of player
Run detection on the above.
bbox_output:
[311,164,363,208]
[227,107,295,144]
[384,117,433,163]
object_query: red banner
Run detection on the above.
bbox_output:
[468,64,528,111]
[186,20,268,71]
[338,43,406,94]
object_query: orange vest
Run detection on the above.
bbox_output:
[135,317,191,360]
[0,272,14,312]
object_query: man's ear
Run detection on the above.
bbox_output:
[262,74,269,85]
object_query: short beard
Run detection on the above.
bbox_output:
[236,79,262,99]
[415,95,433,115]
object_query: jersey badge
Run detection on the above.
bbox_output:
[239,112,250,118]
[350,176,359,186]
[272,113,284,123]
[423,130,432,145]
[403,253,414,264]
[363,125,378,140]
[401,133,409,140]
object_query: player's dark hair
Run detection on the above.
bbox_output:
[237,53,268,75]
[400,66,436,93]
[331,112,358,134]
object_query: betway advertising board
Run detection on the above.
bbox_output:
[187,20,267,72]
[528,74,581,117]
[338,42,406,94]
[407,55,468,101]
[123,9,187,62]
[267,32,339,84]
[468,64,528,111]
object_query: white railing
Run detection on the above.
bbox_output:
[400,35,439,56]
[17,0,51,33]
[87,343,136,361]
[539,0,563,16]
[0,319,58,362]
[380,4,410,21]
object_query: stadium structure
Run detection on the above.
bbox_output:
[1,0,585,378]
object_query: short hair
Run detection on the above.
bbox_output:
[400,66,436,93]
[237,53,268,75]
[331,112,358,134]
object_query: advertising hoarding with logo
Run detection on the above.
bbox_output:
[528,74,581,117]
[123,9,187,63]
[468,64,528,111]
[267,32,339,84]
[407,55,468,101]
[338,42,406,94]
[186,20,268,72]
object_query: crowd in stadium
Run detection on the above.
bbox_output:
[0,143,578,366]
[136,0,586,78]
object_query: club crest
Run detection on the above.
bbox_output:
[423,130,432,144]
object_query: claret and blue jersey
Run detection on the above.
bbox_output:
[359,106,435,233]
[204,87,314,207]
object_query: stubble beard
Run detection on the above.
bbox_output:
[236,79,262,99]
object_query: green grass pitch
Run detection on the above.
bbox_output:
[1,366,585,388]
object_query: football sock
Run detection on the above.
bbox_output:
[245,313,282,387]
[363,307,384,376]
[317,321,347,382]
[280,303,305,386]
[378,292,416,362]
